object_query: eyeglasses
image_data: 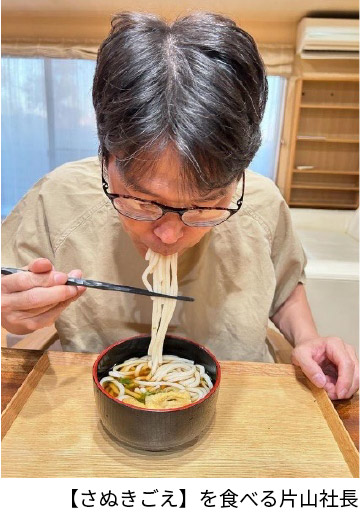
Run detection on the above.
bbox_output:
[101,161,245,228]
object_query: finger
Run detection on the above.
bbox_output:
[43,279,86,312]
[27,258,54,273]
[345,343,358,364]
[2,269,68,294]
[292,348,326,388]
[62,279,87,307]
[69,269,82,278]
[11,302,59,319]
[339,345,359,399]
[347,364,359,399]
[325,338,355,399]
[323,379,338,400]
[7,287,85,330]
[68,269,86,295]
[4,284,79,311]
[24,289,85,329]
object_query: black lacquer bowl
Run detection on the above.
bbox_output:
[93,335,221,451]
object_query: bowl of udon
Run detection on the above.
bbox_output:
[93,334,221,451]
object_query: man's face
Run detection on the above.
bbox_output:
[107,147,236,257]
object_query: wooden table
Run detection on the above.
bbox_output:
[2,347,359,451]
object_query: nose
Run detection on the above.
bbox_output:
[153,214,184,244]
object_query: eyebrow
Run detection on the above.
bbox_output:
[122,176,227,202]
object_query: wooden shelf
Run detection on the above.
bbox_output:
[300,103,359,110]
[302,75,359,82]
[297,135,359,144]
[286,76,359,210]
[291,169,359,194]
[291,184,359,191]
[293,169,359,175]
[290,201,358,209]
[290,186,358,208]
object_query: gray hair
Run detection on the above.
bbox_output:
[93,11,268,191]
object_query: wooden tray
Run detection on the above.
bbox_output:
[2,352,358,478]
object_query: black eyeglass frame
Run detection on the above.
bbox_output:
[101,160,245,227]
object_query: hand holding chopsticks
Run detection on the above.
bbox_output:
[1,267,193,302]
[1,258,193,337]
[1,259,87,335]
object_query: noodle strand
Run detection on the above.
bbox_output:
[100,250,213,407]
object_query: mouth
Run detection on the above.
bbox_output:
[132,239,183,258]
[148,244,182,256]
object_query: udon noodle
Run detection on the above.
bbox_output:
[100,249,213,409]
[142,249,178,374]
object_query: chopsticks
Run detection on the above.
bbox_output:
[1,267,194,302]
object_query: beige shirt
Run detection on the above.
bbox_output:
[2,156,306,362]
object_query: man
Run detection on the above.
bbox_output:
[2,12,358,400]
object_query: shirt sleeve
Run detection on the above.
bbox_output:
[1,176,55,268]
[268,198,307,318]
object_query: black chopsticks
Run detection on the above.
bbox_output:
[1,267,194,302]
